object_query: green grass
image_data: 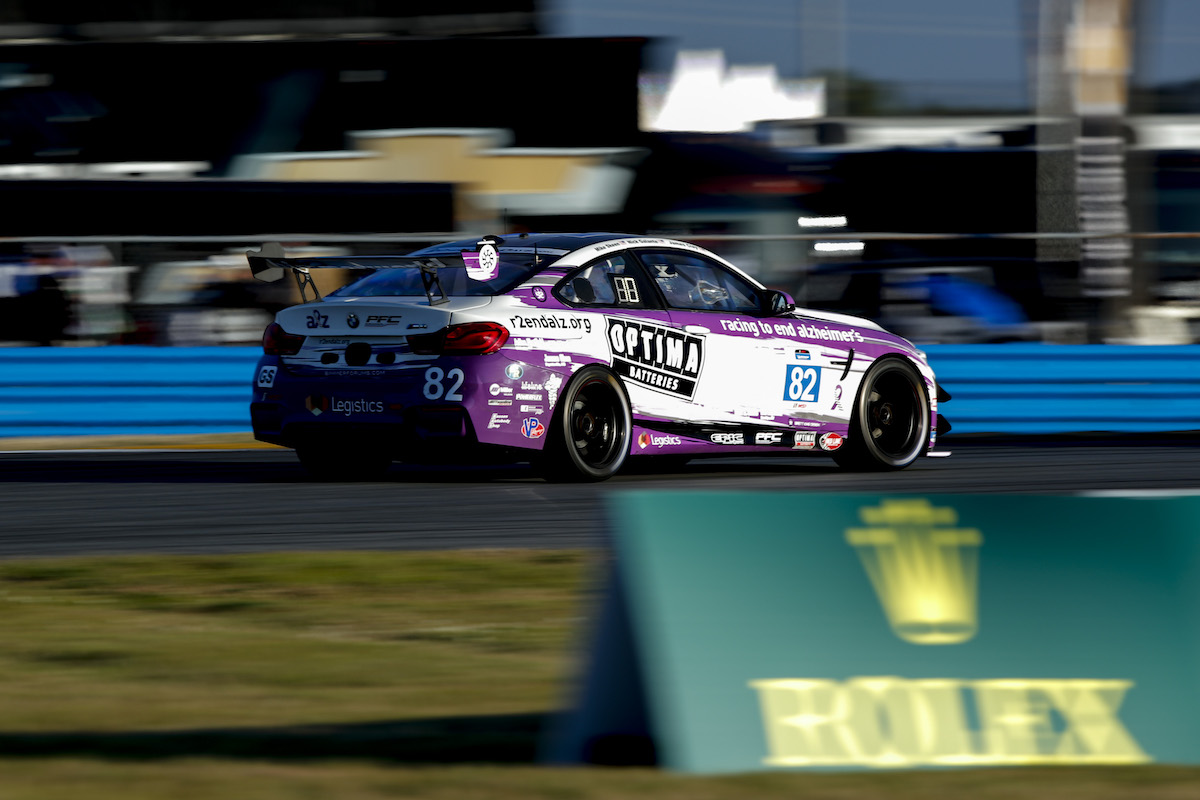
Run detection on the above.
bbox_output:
[0,550,1197,799]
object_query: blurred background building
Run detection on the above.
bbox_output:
[1,1,1199,344]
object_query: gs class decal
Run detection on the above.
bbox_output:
[783,364,822,402]
[606,317,703,399]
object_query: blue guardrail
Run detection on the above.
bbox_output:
[0,344,1198,438]
[0,347,258,438]
[927,343,1200,434]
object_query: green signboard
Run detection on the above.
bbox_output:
[546,493,1200,773]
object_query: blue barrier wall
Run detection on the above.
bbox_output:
[927,344,1200,434]
[1,344,1198,438]
[0,347,256,437]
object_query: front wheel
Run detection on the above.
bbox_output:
[537,366,632,482]
[834,358,930,471]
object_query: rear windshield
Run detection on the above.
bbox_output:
[330,251,555,298]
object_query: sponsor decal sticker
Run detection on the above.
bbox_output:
[487,413,511,429]
[510,314,591,335]
[521,381,544,390]
[820,432,845,451]
[463,242,500,281]
[545,373,564,407]
[505,363,524,380]
[488,399,512,406]
[489,383,513,396]
[520,404,544,414]
[326,369,386,377]
[515,392,543,401]
[256,366,277,388]
[305,394,384,417]
[755,431,784,445]
[545,354,572,367]
[783,364,822,402]
[366,315,402,327]
[638,432,682,449]
[521,418,546,439]
[532,286,547,302]
[711,432,744,445]
[306,309,329,329]
[607,317,703,399]
[795,349,811,360]
[793,431,817,449]
[831,384,843,410]
[317,337,349,345]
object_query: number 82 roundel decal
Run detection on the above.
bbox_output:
[783,364,822,402]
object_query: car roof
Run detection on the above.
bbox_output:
[408,232,640,257]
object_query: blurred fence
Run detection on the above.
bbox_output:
[0,347,252,437]
[2,345,1200,439]
[927,344,1200,435]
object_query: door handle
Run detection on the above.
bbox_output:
[684,325,710,334]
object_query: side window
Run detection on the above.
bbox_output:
[556,255,653,308]
[638,250,763,313]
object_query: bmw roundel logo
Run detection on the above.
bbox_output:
[347,314,360,329]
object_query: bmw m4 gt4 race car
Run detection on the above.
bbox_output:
[248,233,951,481]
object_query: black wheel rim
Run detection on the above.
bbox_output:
[865,369,924,461]
[568,378,625,471]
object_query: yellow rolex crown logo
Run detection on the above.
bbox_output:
[846,499,982,645]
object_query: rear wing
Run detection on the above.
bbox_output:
[246,242,450,305]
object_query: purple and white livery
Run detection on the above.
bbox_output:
[248,233,951,481]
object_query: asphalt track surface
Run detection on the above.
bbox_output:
[1,440,1198,557]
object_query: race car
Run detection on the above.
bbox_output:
[248,233,951,481]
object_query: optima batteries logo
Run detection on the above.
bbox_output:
[606,317,703,399]
[306,394,384,417]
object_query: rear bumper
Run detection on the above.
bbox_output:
[251,401,474,452]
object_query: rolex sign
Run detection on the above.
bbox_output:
[546,493,1200,773]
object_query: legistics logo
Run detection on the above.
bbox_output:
[305,394,330,416]
[845,498,982,645]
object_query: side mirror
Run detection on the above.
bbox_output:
[764,289,795,315]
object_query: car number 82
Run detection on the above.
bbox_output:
[424,367,465,401]
[783,364,821,402]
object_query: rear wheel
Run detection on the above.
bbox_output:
[538,366,631,482]
[834,358,929,471]
[295,443,393,481]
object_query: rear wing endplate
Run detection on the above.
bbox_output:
[246,242,449,305]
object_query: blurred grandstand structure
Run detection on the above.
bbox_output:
[0,1,1199,345]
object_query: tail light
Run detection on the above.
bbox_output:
[408,322,509,356]
[262,322,305,355]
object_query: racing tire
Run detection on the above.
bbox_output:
[833,358,930,471]
[295,443,393,481]
[537,366,632,482]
